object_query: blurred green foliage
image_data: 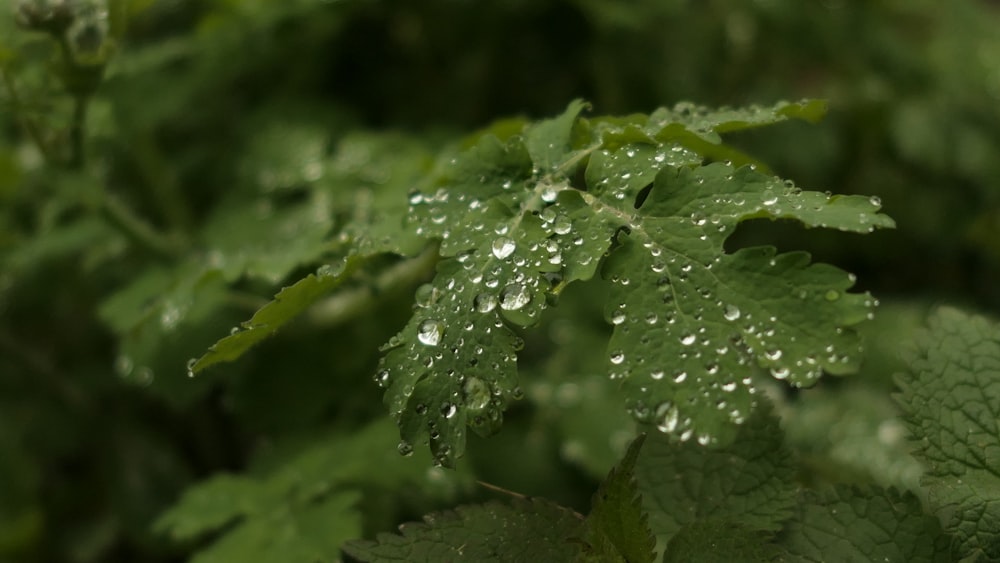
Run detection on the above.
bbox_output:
[2,0,1000,561]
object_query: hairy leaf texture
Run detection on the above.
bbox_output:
[899,307,1000,560]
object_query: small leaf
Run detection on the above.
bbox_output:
[580,434,655,563]
[635,399,796,553]
[191,257,360,373]
[777,486,952,563]
[898,307,1000,560]
[525,99,589,173]
[342,497,584,563]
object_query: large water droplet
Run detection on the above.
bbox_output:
[441,403,457,419]
[499,284,531,311]
[464,377,491,410]
[764,349,783,361]
[680,334,696,346]
[656,402,680,433]
[609,351,625,365]
[492,237,516,259]
[474,293,498,313]
[418,319,443,346]
[723,304,741,321]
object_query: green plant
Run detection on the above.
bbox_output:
[3,1,1000,562]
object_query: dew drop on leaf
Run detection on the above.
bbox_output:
[473,293,498,313]
[491,237,516,259]
[680,334,696,346]
[463,376,491,410]
[825,289,840,301]
[417,319,443,346]
[611,310,627,325]
[764,349,783,361]
[609,350,625,365]
[656,402,679,433]
[771,367,790,379]
[397,440,414,457]
[499,284,531,311]
[723,304,741,321]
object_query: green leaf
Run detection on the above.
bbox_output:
[777,486,952,563]
[199,194,335,284]
[898,307,1000,560]
[525,99,590,173]
[579,434,655,563]
[342,497,584,563]
[379,100,891,466]
[190,257,360,373]
[157,418,466,562]
[635,399,797,553]
[601,161,891,446]
[188,490,362,563]
[663,520,779,563]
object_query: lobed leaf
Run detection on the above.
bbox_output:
[378,100,892,465]
[342,497,584,563]
[898,307,1000,560]
[157,418,468,562]
[777,486,952,562]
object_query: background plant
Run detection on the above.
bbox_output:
[1,1,999,562]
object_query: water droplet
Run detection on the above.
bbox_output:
[825,290,840,301]
[869,195,882,207]
[398,440,414,456]
[418,319,444,346]
[651,370,665,380]
[771,367,790,380]
[721,381,737,392]
[474,293,498,313]
[611,310,627,325]
[492,237,516,259]
[499,284,531,311]
[375,369,390,387]
[723,304,741,321]
[541,186,558,202]
[609,351,625,365]
[553,217,572,235]
[673,371,687,383]
[656,402,679,433]
[441,403,457,418]
[764,349,783,361]
[763,195,779,206]
[680,334,696,346]
[464,377,491,410]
